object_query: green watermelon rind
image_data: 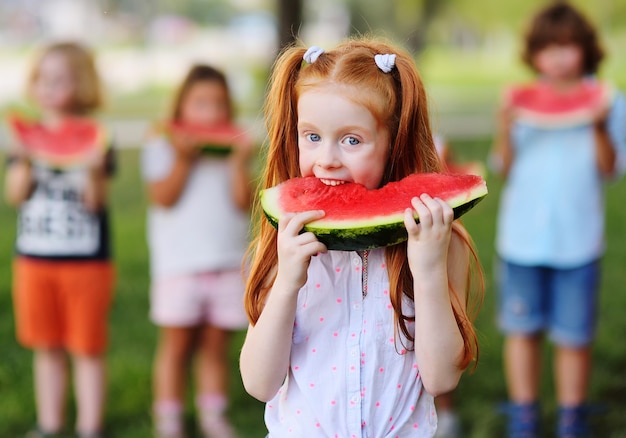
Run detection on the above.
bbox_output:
[160,121,243,158]
[261,181,488,251]
[200,143,233,157]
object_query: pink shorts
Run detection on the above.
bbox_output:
[150,269,248,329]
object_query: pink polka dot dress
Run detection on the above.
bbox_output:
[264,249,437,437]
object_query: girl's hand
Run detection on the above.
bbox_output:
[85,147,108,176]
[492,98,516,178]
[7,142,32,164]
[228,133,255,211]
[275,210,327,293]
[170,130,200,162]
[4,147,34,206]
[404,194,454,275]
[82,147,110,212]
[590,102,617,175]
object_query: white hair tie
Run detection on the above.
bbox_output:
[303,46,325,64]
[375,53,396,73]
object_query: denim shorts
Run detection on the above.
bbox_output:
[496,259,600,347]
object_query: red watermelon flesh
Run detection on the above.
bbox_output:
[261,173,488,250]
[7,114,108,169]
[166,121,248,156]
[508,80,613,128]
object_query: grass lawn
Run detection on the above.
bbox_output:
[1,138,625,437]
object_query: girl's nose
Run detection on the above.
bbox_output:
[315,141,341,168]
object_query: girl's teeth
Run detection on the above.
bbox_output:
[320,179,346,186]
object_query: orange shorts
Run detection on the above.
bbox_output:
[12,257,115,355]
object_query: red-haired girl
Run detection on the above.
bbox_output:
[240,37,483,438]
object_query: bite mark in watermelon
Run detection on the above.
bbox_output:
[261,173,488,250]
[6,112,109,169]
[165,122,248,157]
[508,80,614,128]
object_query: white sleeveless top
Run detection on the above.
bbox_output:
[265,249,437,437]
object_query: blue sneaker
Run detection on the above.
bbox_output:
[499,402,540,438]
[557,405,591,438]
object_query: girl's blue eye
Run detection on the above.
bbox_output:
[344,136,360,146]
[307,133,321,142]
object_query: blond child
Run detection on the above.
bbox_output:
[4,42,115,438]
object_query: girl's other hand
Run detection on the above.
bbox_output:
[275,210,327,292]
[497,101,515,134]
[404,194,454,275]
[591,102,610,131]
[231,132,256,165]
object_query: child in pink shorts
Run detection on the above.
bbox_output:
[141,64,255,438]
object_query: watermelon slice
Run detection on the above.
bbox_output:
[261,173,488,250]
[164,121,248,157]
[6,111,109,169]
[507,80,614,128]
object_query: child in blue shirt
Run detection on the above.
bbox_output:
[491,3,626,437]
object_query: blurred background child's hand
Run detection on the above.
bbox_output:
[496,100,515,133]
[591,102,610,130]
[169,129,201,161]
[230,132,255,165]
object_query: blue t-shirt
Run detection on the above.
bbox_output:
[495,90,626,268]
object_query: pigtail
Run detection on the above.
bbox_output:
[263,46,308,186]
[385,51,441,183]
[382,45,481,371]
[245,46,307,324]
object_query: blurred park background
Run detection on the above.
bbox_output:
[0,0,625,436]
